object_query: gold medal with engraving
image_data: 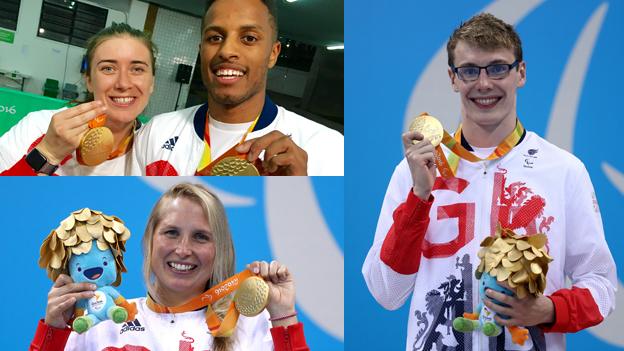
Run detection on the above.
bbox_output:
[409,113,444,147]
[77,127,114,166]
[233,276,270,317]
[210,156,260,176]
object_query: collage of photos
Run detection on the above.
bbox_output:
[2,0,343,350]
[1,0,622,350]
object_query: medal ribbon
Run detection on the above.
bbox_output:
[107,121,137,160]
[434,119,525,178]
[195,112,260,174]
[146,270,255,337]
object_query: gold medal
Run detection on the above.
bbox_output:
[233,276,270,317]
[77,127,114,166]
[409,114,444,147]
[210,156,260,176]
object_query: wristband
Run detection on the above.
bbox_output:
[269,311,297,321]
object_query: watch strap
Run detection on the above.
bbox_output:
[25,148,59,175]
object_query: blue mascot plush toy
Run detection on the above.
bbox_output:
[452,225,552,346]
[39,208,136,334]
[452,272,521,341]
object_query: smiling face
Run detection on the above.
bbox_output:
[150,197,216,305]
[68,242,117,287]
[449,41,526,131]
[85,35,154,126]
[200,0,280,108]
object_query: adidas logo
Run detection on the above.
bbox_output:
[120,319,145,334]
[161,136,179,151]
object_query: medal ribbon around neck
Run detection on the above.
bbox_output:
[146,270,256,337]
[195,111,260,174]
[107,122,136,160]
[436,120,524,178]
[413,113,525,179]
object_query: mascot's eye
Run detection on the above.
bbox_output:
[103,261,108,266]
[77,267,82,272]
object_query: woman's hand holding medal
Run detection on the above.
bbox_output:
[247,260,298,326]
[36,101,107,165]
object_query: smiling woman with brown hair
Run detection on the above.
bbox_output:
[0,22,155,176]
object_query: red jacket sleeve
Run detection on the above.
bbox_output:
[0,155,38,176]
[30,319,71,351]
[541,287,604,333]
[270,322,309,351]
[380,191,433,274]
[1,135,66,176]
[31,319,310,350]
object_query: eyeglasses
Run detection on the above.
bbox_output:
[451,60,520,81]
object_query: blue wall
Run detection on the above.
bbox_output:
[1,177,343,350]
[346,0,623,350]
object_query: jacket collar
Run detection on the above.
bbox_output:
[193,95,278,139]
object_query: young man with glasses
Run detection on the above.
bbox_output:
[363,13,616,351]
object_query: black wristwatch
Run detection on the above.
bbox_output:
[25,148,59,175]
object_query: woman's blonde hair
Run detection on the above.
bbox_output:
[142,182,235,350]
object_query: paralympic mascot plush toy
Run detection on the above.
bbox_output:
[452,225,553,345]
[39,208,137,334]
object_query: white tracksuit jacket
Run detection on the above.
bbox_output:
[362,131,616,351]
[0,109,138,175]
[65,297,274,351]
[133,97,344,176]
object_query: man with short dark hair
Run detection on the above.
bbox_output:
[363,13,616,351]
[134,0,343,176]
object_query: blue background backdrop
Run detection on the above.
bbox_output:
[346,0,623,350]
[0,177,343,350]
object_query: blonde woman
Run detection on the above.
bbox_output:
[31,183,308,350]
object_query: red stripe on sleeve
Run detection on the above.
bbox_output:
[1,155,37,176]
[541,287,604,333]
[380,191,433,274]
[2,134,69,176]
[270,322,310,351]
[29,319,71,351]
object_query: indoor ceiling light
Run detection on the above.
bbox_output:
[326,44,344,50]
